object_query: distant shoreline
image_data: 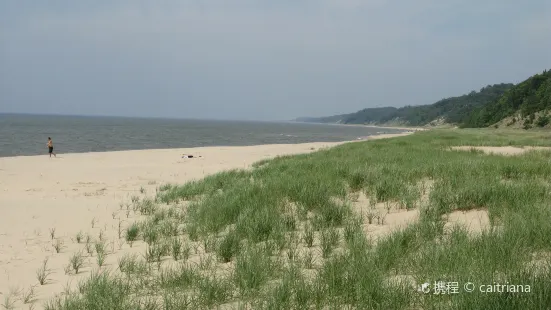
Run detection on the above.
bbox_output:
[350,124,426,132]
[1,132,413,160]
[0,115,413,158]
[290,120,426,132]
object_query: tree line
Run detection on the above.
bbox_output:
[296,69,551,128]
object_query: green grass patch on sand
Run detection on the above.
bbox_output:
[46,129,551,309]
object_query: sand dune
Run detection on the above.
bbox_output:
[0,133,411,308]
[451,145,551,156]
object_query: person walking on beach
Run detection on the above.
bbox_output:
[47,137,56,157]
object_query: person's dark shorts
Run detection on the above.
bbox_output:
[49,147,53,153]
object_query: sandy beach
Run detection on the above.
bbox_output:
[361,125,427,132]
[345,124,427,132]
[295,122,427,132]
[0,132,410,308]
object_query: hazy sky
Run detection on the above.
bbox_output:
[1,1,550,120]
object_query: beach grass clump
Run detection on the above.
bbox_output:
[320,227,340,258]
[22,285,36,304]
[195,275,234,307]
[343,217,363,244]
[125,223,139,247]
[130,195,139,204]
[317,200,348,227]
[44,129,551,309]
[118,253,149,276]
[117,219,123,239]
[301,249,315,269]
[52,239,64,253]
[157,169,250,204]
[137,198,157,215]
[49,228,56,240]
[234,204,286,244]
[158,183,174,192]
[216,229,241,263]
[162,291,196,310]
[159,263,199,290]
[36,257,52,285]
[1,294,16,310]
[286,239,300,262]
[141,222,160,245]
[233,244,282,296]
[303,224,315,247]
[95,242,108,267]
[85,241,94,257]
[170,237,183,261]
[75,231,84,244]
[98,230,106,242]
[45,272,132,310]
[69,252,85,274]
[144,242,170,264]
[158,218,180,237]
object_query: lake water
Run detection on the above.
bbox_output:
[0,114,405,157]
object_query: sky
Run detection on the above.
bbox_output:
[1,1,550,121]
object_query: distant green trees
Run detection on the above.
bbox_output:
[298,84,513,126]
[464,70,551,128]
[536,115,550,127]
[381,83,513,126]
[338,107,397,124]
[298,69,551,129]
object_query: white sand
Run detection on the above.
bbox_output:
[361,125,426,132]
[332,123,426,132]
[451,146,551,156]
[0,133,411,307]
[443,209,491,235]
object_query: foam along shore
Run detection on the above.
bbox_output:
[0,132,411,308]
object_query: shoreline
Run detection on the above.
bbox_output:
[0,132,413,160]
[291,121,427,132]
[334,123,427,132]
[361,125,427,131]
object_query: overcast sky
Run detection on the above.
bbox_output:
[1,1,550,121]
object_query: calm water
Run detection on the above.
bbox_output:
[0,114,405,157]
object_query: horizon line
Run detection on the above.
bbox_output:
[0,112,296,123]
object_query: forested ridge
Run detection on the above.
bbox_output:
[296,69,551,128]
[464,70,551,128]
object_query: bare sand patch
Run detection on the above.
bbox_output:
[346,179,432,243]
[364,210,420,242]
[443,209,490,235]
[349,191,420,243]
[451,146,551,156]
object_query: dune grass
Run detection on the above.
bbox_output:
[45,129,551,309]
